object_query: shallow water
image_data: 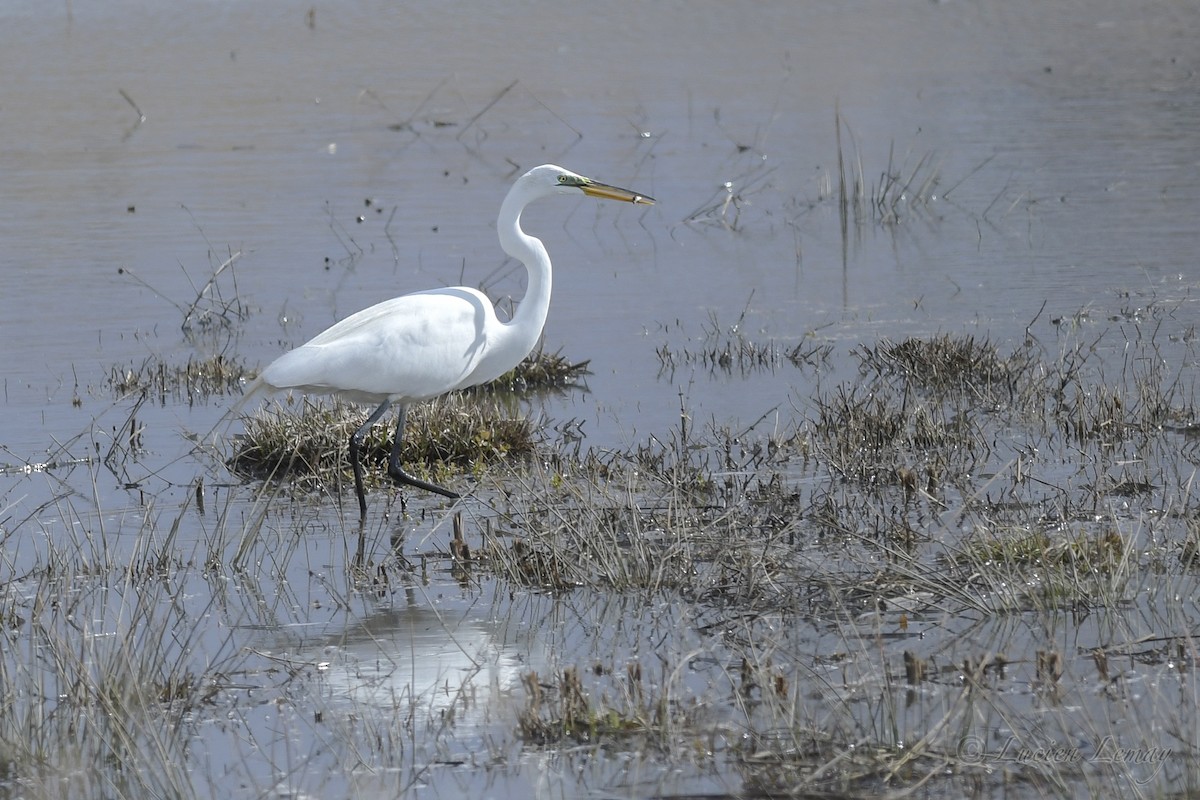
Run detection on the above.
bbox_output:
[2,1,1200,797]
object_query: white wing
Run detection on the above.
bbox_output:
[259,287,503,404]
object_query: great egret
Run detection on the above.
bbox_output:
[242,164,654,520]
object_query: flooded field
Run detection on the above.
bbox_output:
[2,1,1200,797]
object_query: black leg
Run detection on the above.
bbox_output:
[387,405,461,500]
[349,400,394,522]
[354,518,366,566]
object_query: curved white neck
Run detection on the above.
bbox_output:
[496,192,552,356]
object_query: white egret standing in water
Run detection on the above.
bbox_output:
[241,165,654,520]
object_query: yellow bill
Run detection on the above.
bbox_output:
[581,180,655,205]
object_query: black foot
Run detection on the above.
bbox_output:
[386,464,460,500]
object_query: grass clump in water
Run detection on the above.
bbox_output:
[228,349,580,490]
[229,394,536,490]
[855,333,1031,405]
[476,348,590,392]
[518,663,670,745]
[942,524,1133,610]
[107,353,251,403]
[812,382,982,489]
[656,306,834,378]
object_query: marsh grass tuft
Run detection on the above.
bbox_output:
[108,352,251,402]
[813,382,984,489]
[474,347,590,392]
[227,348,583,490]
[856,333,1031,405]
[657,306,833,378]
[827,109,943,229]
[935,523,1137,612]
[230,393,536,489]
[519,666,644,743]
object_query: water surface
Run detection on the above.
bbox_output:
[2,1,1199,797]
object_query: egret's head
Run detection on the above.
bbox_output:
[526,164,655,205]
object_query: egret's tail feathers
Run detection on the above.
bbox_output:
[187,375,270,455]
[225,375,269,422]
